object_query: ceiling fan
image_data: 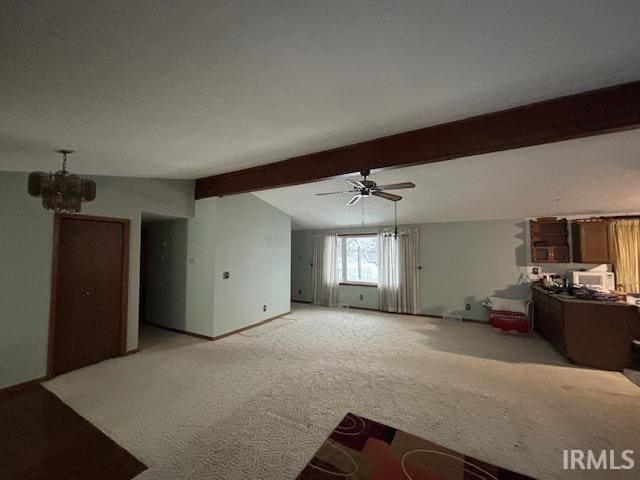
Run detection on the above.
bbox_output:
[316,169,415,205]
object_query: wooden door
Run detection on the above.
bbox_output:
[50,215,129,376]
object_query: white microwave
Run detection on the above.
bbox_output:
[570,271,615,290]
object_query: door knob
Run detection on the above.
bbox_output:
[84,290,92,296]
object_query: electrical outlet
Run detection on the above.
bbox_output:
[465,303,471,311]
[298,289,302,295]
[263,305,267,312]
[359,294,364,301]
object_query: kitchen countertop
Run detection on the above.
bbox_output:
[532,285,635,308]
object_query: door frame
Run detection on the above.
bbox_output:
[47,213,131,378]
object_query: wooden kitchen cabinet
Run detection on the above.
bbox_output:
[571,220,610,263]
[533,286,640,371]
[530,218,569,263]
[532,245,570,263]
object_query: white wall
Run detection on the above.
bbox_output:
[338,284,379,310]
[290,220,527,321]
[151,194,292,338]
[0,172,194,389]
[0,174,53,389]
[292,218,615,321]
[183,199,218,337]
[1,174,292,389]
[419,220,528,320]
[210,194,291,337]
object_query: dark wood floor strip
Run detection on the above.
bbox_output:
[0,386,146,480]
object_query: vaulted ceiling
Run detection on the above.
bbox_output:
[254,130,640,229]
[1,1,639,178]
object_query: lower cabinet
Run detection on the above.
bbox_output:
[533,287,639,371]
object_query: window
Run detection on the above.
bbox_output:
[336,235,379,285]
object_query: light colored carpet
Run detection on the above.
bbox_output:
[44,304,640,479]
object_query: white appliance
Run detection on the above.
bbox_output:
[570,270,615,290]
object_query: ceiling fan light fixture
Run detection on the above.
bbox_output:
[28,149,97,213]
[316,169,415,206]
[382,200,409,238]
[382,227,409,238]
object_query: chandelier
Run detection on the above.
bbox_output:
[28,149,96,213]
[382,199,408,238]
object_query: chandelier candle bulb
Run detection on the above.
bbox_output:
[383,201,409,238]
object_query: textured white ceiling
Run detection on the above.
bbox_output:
[1,1,639,178]
[254,130,640,229]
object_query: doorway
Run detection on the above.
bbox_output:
[48,214,130,377]
[138,214,188,350]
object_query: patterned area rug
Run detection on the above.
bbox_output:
[296,413,535,479]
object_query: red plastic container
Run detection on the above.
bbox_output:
[490,310,530,333]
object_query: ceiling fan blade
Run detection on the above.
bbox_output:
[316,190,354,196]
[373,191,402,202]
[346,194,362,206]
[347,179,365,188]
[375,182,416,190]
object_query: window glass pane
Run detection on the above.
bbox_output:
[345,236,378,283]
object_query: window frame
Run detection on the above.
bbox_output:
[337,233,379,287]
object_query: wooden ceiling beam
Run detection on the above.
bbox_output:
[195,81,640,199]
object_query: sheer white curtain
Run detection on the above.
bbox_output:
[312,233,340,307]
[378,228,421,314]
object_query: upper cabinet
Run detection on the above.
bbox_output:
[530,218,570,263]
[571,220,610,263]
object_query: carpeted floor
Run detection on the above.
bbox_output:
[44,304,640,479]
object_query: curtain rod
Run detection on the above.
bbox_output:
[601,215,640,220]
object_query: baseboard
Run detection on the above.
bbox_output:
[2,349,141,395]
[143,322,215,341]
[344,305,379,312]
[212,312,291,340]
[460,317,489,325]
[623,369,640,388]
[329,304,488,324]
[418,313,488,324]
[400,311,489,324]
[0,375,47,397]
